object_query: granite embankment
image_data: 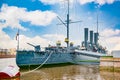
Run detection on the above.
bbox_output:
[100,56,120,72]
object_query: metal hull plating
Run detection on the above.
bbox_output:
[73,50,106,64]
[73,54,100,64]
[16,50,74,67]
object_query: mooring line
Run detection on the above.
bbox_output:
[21,51,53,76]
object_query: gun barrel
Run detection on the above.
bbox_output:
[27,43,35,47]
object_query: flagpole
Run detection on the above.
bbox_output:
[17,29,19,50]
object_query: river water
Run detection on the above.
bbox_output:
[0,58,120,80]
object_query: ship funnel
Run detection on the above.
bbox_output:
[84,28,88,49]
[90,30,93,44]
[94,33,99,45]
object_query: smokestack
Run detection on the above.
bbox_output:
[94,33,99,45]
[90,31,93,44]
[84,28,88,48]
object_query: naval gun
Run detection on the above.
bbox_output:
[27,43,41,52]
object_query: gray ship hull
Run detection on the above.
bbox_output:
[73,50,106,64]
[16,50,106,67]
[16,50,74,67]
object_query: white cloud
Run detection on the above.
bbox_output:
[40,0,61,4]
[100,28,120,37]
[0,4,57,30]
[40,0,116,5]
[99,28,120,51]
[43,34,66,46]
[0,30,17,49]
[18,35,51,50]
[75,0,115,5]
[0,32,72,50]
[97,0,114,5]
[0,3,120,52]
[79,0,115,5]
[0,4,57,49]
[43,34,82,46]
[0,28,120,51]
[0,30,67,49]
[0,29,51,50]
[79,0,94,5]
[40,0,74,5]
[113,43,120,50]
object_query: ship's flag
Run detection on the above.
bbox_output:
[16,29,19,40]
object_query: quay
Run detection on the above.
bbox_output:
[100,50,120,72]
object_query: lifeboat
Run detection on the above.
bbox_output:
[0,65,20,80]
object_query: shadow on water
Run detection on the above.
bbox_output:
[20,64,116,80]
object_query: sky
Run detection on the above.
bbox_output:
[0,0,120,51]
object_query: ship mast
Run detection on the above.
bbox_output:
[66,0,70,47]
[57,0,81,47]
[96,6,99,46]
[97,11,98,33]
[96,6,100,34]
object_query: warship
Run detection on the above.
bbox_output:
[16,0,76,67]
[16,0,107,68]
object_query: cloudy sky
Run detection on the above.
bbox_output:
[0,0,120,51]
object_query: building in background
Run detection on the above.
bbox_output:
[0,48,16,58]
[112,50,120,58]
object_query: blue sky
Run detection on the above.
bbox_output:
[1,0,52,11]
[0,0,120,50]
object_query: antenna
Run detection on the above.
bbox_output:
[95,5,100,45]
[66,0,70,47]
[96,5,100,33]
[97,9,99,33]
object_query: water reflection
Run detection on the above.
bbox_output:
[1,58,119,80]
[21,65,102,80]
